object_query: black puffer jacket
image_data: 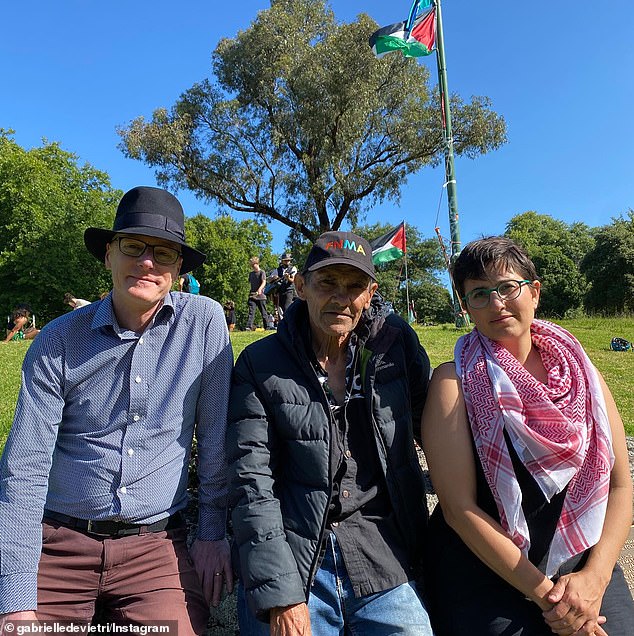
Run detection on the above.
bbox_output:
[227,298,431,616]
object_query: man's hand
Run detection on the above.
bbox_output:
[1,611,39,633]
[189,538,233,608]
[270,603,311,636]
[543,571,608,635]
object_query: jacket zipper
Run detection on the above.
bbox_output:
[305,368,336,594]
[365,349,417,560]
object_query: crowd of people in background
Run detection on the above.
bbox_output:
[3,249,299,339]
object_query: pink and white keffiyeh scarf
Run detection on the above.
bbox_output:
[455,319,614,577]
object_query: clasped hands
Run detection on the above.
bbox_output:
[542,571,608,636]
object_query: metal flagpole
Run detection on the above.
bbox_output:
[403,221,411,321]
[434,0,467,327]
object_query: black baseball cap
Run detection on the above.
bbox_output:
[302,231,376,280]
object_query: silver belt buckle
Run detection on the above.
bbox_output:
[86,520,111,537]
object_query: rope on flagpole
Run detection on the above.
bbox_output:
[392,261,405,307]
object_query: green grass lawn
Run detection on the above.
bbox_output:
[0,342,29,448]
[2,316,633,449]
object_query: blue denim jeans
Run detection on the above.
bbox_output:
[237,533,434,635]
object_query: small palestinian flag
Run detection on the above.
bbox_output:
[369,6,436,59]
[371,223,406,264]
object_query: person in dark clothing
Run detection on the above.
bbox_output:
[422,237,633,636]
[275,252,297,317]
[223,300,236,332]
[227,231,434,636]
[246,256,270,330]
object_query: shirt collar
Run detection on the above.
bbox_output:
[91,291,175,335]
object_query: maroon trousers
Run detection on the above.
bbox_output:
[36,521,209,634]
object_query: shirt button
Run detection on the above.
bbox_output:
[135,376,142,383]
[345,450,351,458]
[120,486,127,495]
[127,448,134,456]
[331,522,339,527]
[133,414,140,422]
[342,490,350,498]
[139,337,144,344]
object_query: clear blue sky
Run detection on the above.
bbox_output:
[2,0,632,254]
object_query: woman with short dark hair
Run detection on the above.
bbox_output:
[422,236,633,635]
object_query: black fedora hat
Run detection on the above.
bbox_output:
[84,186,206,274]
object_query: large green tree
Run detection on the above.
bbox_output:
[354,222,452,323]
[118,0,506,243]
[184,214,277,327]
[581,211,634,314]
[505,211,595,318]
[0,132,120,323]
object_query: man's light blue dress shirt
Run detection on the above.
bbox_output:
[0,292,232,613]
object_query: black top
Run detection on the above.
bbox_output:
[424,427,581,636]
[276,264,296,295]
[227,298,431,617]
[307,329,410,597]
[427,430,567,571]
[422,428,634,636]
[474,430,567,570]
[248,269,266,295]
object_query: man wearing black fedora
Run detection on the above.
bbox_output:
[0,186,233,632]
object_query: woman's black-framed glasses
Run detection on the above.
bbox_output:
[115,237,181,265]
[462,280,532,310]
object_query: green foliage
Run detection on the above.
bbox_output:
[0,131,120,323]
[506,212,594,264]
[409,280,454,324]
[354,222,452,323]
[118,0,506,242]
[505,211,594,318]
[184,214,277,327]
[532,247,586,319]
[581,211,634,315]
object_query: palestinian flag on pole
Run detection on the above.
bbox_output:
[371,223,406,264]
[369,2,436,59]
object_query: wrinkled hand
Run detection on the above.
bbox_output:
[189,538,233,608]
[543,571,607,635]
[1,612,39,633]
[270,603,311,636]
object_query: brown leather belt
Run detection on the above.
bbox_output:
[43,509,184,538]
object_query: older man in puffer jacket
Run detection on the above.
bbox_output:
[227,231,434,636]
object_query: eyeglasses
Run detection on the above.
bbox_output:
[115,237,181,265]
[462,280,532,310]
